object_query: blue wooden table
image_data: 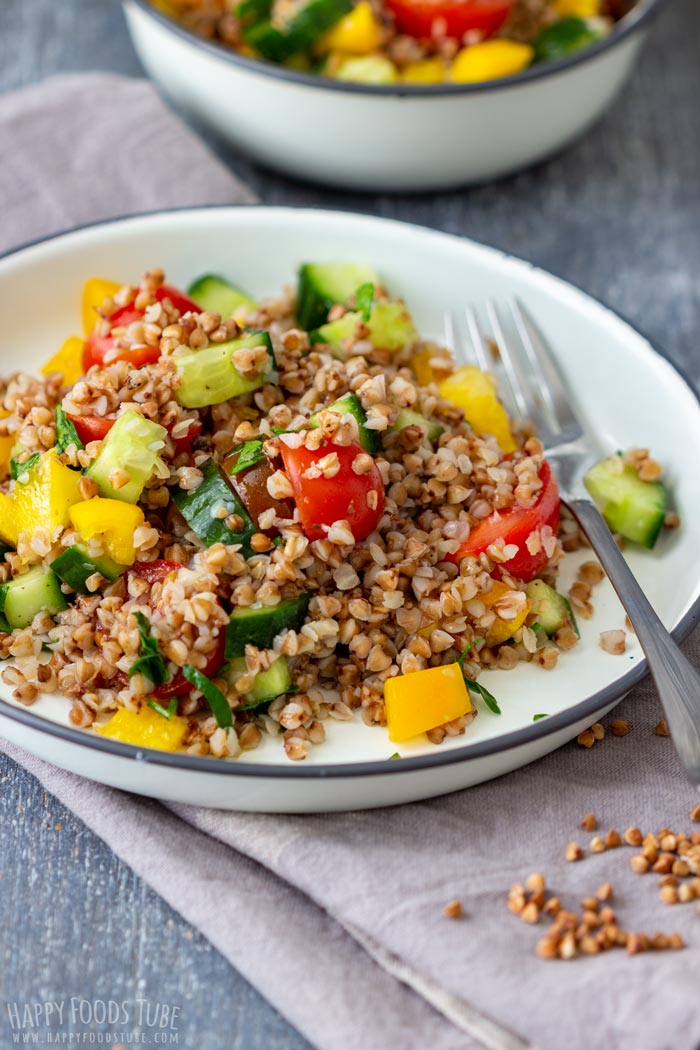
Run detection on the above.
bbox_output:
[0,0,698,1046]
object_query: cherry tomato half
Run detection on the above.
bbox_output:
[154,284,202,316]
[385,0,512,39]
[152,630,227,701]
[66,413,115,444]
[280,440,385,543]
[129,560,185,585]
[447,460,560,582]
[170,419,203,457]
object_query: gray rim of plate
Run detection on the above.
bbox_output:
[0,203,697,780]
[125,0,664,98]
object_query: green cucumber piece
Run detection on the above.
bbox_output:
[235,0,272,26]
[51,546,122,594]
[174,330,275,409]
[225,593,310,658]
[526,579,579,638]
[310,301,417,357]
[297,262,379,331]
[230,655,292,706]
[173,458,256,555]
[0,566,67,629]
[333,55,399,85]
[583,453,667,549]
[533,17,602,63]
[186,274,257,319]
[389,408,444,443]
[86,410,167,504]
[309,392,380,455]
[244,0,352,61]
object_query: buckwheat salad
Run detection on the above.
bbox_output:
[0,264,671,760]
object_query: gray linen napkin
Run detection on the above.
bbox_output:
[1,71,700,1050]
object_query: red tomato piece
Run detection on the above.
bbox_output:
[152,630,226,700]
[385,0,512,39]
[66,413,115,444]
[170,419,203,456]
[280,440,385,543]
[129,560,185,585]
[155,284,202,316]
[447,461,560,582]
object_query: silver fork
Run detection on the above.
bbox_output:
[446,300,700,785]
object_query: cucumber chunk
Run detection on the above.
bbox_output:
[333,55,399,85]
[389,408,444,444]
[86,410,167,504]
[297,262,379,331]
[186,274,257,320]
[533,16,603,63]
[173,458,256,555]
[225,593,310,658]
[583,453,667,549]
[0,566,67,629]
[174,330,275,409]
[310,301,417,357]
[230,655,292,706]
[51,546,122,594]
[526,579,579,638]
[309,392,380,454]
[244,0,352,61]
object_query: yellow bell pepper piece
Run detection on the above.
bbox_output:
[0,492,18,547]
[438,366,516,453]
[401,58,445,85]
[82,278,121,336]
[99,706,188,752]
[315,2,381,55]
[482,580,530,646]
[0,413,14,479]
[13,451,83,537]
[451,40,534,83]
[385,663,472,743]
[552,0,600,14]
[40,335,85,388]
[412,347,438,386]
[69,497,144,566]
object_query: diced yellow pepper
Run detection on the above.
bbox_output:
[384,663,472,743]
[482,580,530,646]
[315,2,381,55]
[401,57,445,85]
[451,40,534,83]
[81,278,121,336]
[412,347,438,386]
[69,497,144,566]
[438,366,516,453]
[99,706,188,752]
[13,450,83,537]
[552,0,599,14]
[0,492,18,547]
[40,335,85,388]
[0,413,13,479]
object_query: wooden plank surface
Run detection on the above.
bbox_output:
[0,0,697,1046]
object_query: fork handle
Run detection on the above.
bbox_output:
[569,498,700,783]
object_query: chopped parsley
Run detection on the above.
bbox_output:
[129,611,169,687]
[355,282,374,322]
[533,713,549,722]
[55,405,85,455]
[148,697,178,720]
[229,438,266,474]
[10,451,40,481]
[182,664,232,728]
[463,677,501,716]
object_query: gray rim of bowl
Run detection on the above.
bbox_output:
[0,202,697,781]
[125,0,664,98]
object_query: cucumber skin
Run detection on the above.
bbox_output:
[186,274,257,318]
[526,579,579,638]
[245,0,353,62]
[225,593,310,659]
[51,547,122,594]
[390,408,444,444]
[173,459,256,555]
[297,263,378,331]
[309,392,381,455]
[583,455,667,549]
[0,566,67,629]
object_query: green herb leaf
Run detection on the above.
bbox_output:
[456,637,484,670]
[531,622,544,634]
[182,664,233,728]
[533,713,548,721]
[355,282,375,323]
[129,611,170,687]
[10,451,40,481]
[147,697,178,720]
[55,405,85,454]
[229,438,266,475]
[389,752,401,760]
[463,676,501,715]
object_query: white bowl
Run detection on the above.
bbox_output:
[0,205,698,812]
[123,0,661,192]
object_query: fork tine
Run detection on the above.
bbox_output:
[463,306,492,372]
[510,298,582,437]
[485,300,540,424]
[444,310,462,363]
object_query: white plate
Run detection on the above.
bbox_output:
[0,206,698,812]
[123,0,661,192]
